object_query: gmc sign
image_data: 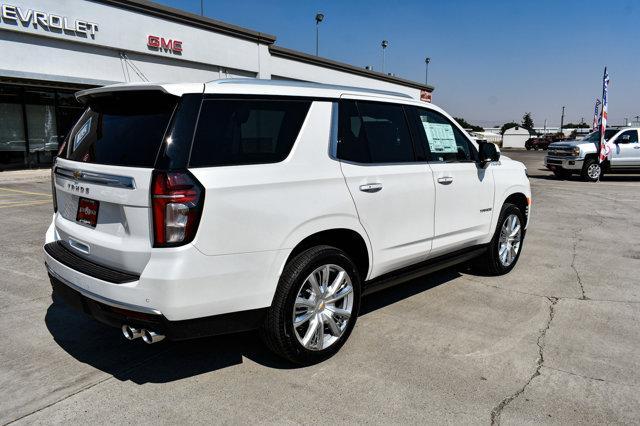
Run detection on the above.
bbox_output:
[147,35,182,54]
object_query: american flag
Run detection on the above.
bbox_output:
[598,68,610,163]
[592,98,601,131]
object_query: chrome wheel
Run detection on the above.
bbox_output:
[498,214,522,267]
[587,163,601,180]
[292,264,354,351]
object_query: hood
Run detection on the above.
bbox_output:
[548,139,594,148]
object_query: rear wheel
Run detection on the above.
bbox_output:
[581,158,602,182]
[262,246,361,365]
[473,203,525,275]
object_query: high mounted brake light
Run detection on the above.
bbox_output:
[151,171,204,247]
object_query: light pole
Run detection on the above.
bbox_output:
[381,40,389,73]
[560,106,565,131]
[200,0,204,16]
[315,13,324,56]
[425,57,431,85]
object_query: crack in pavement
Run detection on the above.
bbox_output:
[570,229,588,300]
[490,296,558,426]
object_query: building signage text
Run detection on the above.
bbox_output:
[147,35,182,54]
[0,4,98,38]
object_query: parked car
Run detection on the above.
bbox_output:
[44,80,532,364]
[545,128,640,181]
[525,136,551,150]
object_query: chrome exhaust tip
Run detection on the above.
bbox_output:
[122,325,142,340]
[141,329,165,344]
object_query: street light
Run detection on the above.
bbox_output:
[381,40,389,73]
[200,0,204,16]
[315,13,324,56]
[425,57,431,85]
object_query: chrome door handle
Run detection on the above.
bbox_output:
[359,183,383,193]
[437,177,453,185]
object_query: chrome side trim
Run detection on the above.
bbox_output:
[55,167,136,189]
[46,263,162,316]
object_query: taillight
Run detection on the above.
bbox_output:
[151,171,204,247]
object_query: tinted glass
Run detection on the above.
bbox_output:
[415,108,475,162]
[338,100,415,163]
[618,130,638,143]
[190,99,311,167]
[64,91,177,167]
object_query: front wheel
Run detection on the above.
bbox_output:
[473,203,525,275]
[581,158,602,182]
[261,246,361,365]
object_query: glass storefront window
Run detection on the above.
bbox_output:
[0,84,84,170]
[0,86,26,168]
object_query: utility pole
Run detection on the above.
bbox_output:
[635,115,640,125]
[315,13,324,56]
[425,57,431,85]
[560,106,565,131]
[200,0,204,16]
[381,40,389,73]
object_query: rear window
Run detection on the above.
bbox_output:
[189,98,311,167]
[63,91,177,167]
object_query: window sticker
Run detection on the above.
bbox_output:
[73,117,92,151]
[421,119,457,153]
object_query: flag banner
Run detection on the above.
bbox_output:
[598,68,610,163]
[592,98,601,131]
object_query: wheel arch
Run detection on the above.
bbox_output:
[284,228,371,281]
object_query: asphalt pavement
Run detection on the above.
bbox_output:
[1,151,639,425]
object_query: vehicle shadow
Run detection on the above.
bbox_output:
[45,268,462,383]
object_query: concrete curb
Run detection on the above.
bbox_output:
[0,169,51,184]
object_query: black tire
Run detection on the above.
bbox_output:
[473,203,526,276]
[261,245,361,365]
[581,158,602,182]
[553,169,572,179]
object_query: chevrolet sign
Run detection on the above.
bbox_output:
[0,3,98,37]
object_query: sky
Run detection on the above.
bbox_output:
[157,0,639,128]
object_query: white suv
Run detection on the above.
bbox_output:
[44,79,531,364]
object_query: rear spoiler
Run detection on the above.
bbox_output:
[76,83,205,103]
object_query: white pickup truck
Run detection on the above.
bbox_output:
[545,128,640,181]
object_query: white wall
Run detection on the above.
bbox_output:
[502,129,531,148]
[0,0,427,98]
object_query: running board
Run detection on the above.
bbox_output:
[362,245,488,296]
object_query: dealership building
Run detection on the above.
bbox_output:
[0,0,433,170]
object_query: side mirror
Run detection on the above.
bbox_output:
[478,141,500,165]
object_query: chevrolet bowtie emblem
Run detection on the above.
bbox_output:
[73,170,82,180]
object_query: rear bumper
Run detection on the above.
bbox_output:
[47,265,267,340]
[544,156,583,171]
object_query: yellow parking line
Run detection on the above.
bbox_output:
[0,187,52,197]
[0,200,52,209]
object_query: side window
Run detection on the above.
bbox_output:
[414,108,476,163]
[189,99,311,167]
[338,100,415,163]
[618,130,638,143]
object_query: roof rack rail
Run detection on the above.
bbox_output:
[205,78,413,99]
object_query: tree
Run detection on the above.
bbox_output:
[453,117,484,132]
[500,122,519,135]
[521,112,534,130]
[563,122,590,129]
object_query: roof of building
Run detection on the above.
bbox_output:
[269,46,434,92]
[97,0,433,92]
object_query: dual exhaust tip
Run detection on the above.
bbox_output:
[121,325,165,344]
